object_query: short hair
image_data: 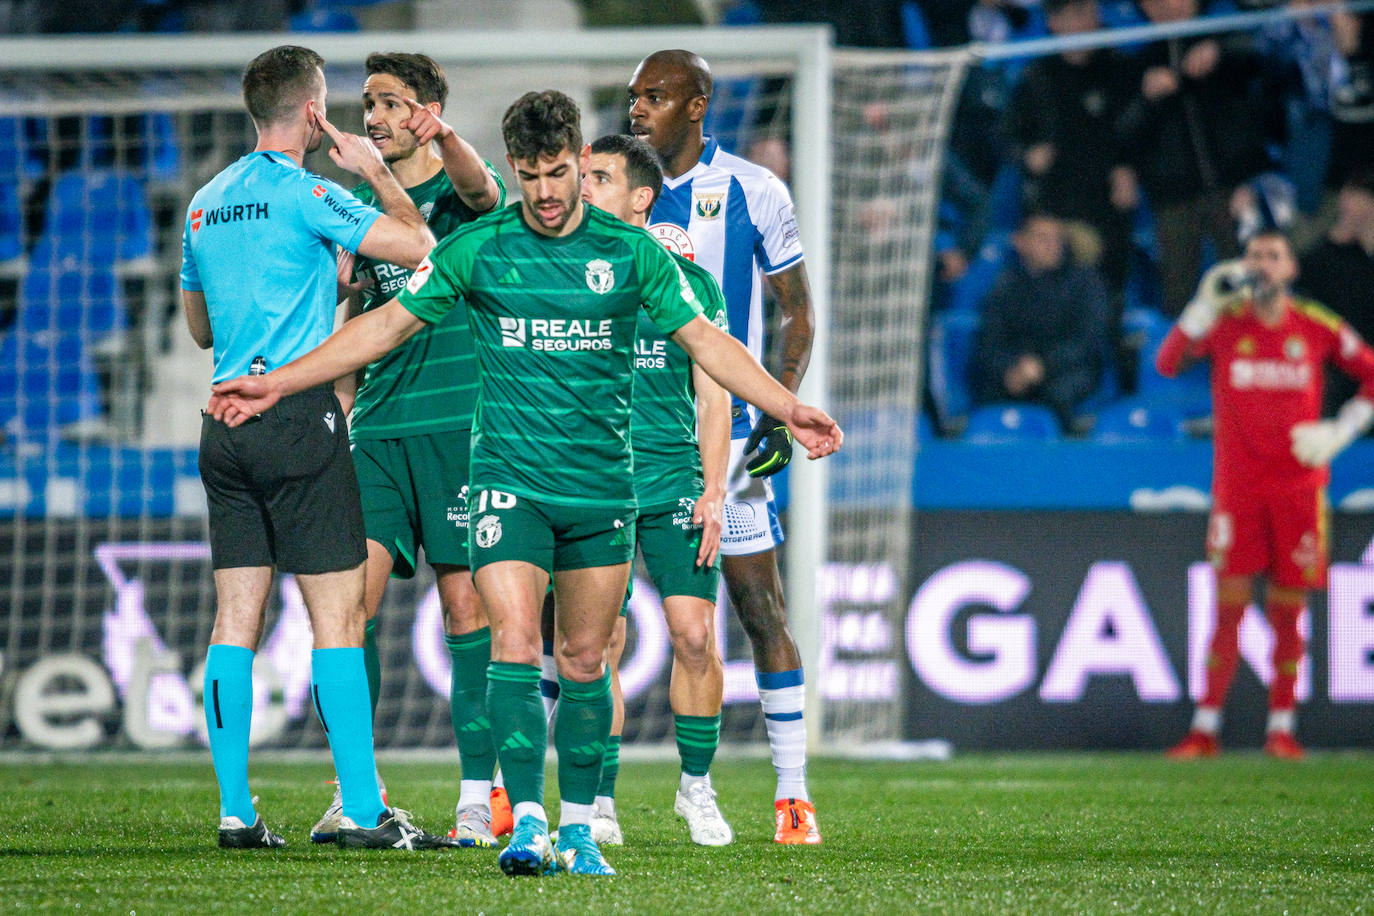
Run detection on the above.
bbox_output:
[590,134,664,208]
[642,49,713,101]
[242,45,325,127]
[502,90,583,162]
[1246,227,1295,255]
[364,52,448,109]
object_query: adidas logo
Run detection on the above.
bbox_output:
[498,266,523,285]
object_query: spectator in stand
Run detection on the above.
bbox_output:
[1114,0,1276,317]
[1326,12,1374,191]
[970,212,1110,431]
[1004,0,1140,299]
[1298,168,1374,416]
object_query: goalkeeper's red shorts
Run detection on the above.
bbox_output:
[1206,484,1329,589]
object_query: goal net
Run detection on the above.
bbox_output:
[0,28,964,755]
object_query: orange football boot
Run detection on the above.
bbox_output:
[1165,730,1220,759]
[773,798,821,845]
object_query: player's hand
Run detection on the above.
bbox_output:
[1290,397,1374,467]
[784,404,843,460]
[692,488,724,568]
[208,375,282,428]
[401,97,453,146]
[1179,258,1247,339]
[744,413,793,477]
[316,109,387,178]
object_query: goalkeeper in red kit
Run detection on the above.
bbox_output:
[1158,230,1374,760]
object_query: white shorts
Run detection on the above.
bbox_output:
[719,436,784,556]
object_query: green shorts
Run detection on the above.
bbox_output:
[635,497,721,603]
[468,487,636,574]
[352,429,472,578]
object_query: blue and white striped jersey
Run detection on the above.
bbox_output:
[647,138,805,437]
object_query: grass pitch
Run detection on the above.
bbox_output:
[1,752,1371,914]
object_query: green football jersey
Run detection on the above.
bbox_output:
[396,202,704,509]
[631,254,728,502]
[348,163,504,439]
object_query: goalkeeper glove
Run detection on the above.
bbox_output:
[744,413,793,478]
[1290,397,1374,467]
[1179,259,1249,339]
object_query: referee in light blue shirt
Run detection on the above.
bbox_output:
[180,44,448,852]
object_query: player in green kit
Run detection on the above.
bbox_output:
[579,134,733,847]
[308,52,505,848]
[208,90,842,879]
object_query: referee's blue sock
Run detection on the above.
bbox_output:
[311,648,386,827]
[204,644,257,824]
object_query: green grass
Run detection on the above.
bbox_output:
[1,753,1371,914]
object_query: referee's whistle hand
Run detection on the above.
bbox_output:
[209,376,278,427]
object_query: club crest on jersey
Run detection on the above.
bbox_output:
[475,514,502,549]
[419,201,435,220]
[694,193,723,220]
[585,259,615,294]
[649,223,695,261]
[1284,336,1306,360]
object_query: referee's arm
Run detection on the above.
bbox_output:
[209,296,425,426]
[182,289,212,349]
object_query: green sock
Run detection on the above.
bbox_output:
[486,662,545,808]
[554,670,612,807]
[362,620,380,721]
[446,628,496,782]
[675,713,721,777]
[596,734,621,799]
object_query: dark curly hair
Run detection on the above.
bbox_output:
[501,90,583,162]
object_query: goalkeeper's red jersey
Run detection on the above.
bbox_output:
[1156,297,1374,497]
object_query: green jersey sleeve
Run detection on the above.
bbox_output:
[396,232,475,324]
[636,235,703,335]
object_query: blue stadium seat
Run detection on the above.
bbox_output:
[928,309,980,428]
[0,331,105,441]
[143,112,181,182]
[0,116,44,182]
[1135,309,1212,416]
[987,162,1023,233]
[944,231,1011,314]
[964,403,1061,442]
[289,7,360,30]
[1091,400,1186,442]
[20,249,128,343]
[0,181,21,262]
[45,170,153,263]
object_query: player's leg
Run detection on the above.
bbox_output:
[550,560,629,876]
[591,612,627,846]
[1262,487,1325,760]
[437,563,499,846]
[718,440,819,843]
[1168,497,1264,758]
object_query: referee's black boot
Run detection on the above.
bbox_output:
[218,814,286,849]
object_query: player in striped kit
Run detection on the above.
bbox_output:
[628,49,821,843]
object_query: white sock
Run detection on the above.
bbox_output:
[1192,706,1221,736]
[559,800,594,827]
[512,801,547,825]
[458,778,491,810]
[679,771,710,795]
[593,794,616,819]
[493,770,505,790]
[540,645,560,723]
[1267,709,1296,735]
[758,671,809,802]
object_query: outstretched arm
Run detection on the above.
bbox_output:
[209,297,426,426]
[671,315,841,459]
[401,97,501,214]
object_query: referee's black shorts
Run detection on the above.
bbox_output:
[199,386,366,574]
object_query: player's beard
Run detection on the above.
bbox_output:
[378,130,419,164]
[531,186,579,233]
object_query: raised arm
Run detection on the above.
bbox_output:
[690,362,731,567]
[316,111,435,269]
[671,315,840,459]
[209,297,426,426]
[401,97,501,214]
